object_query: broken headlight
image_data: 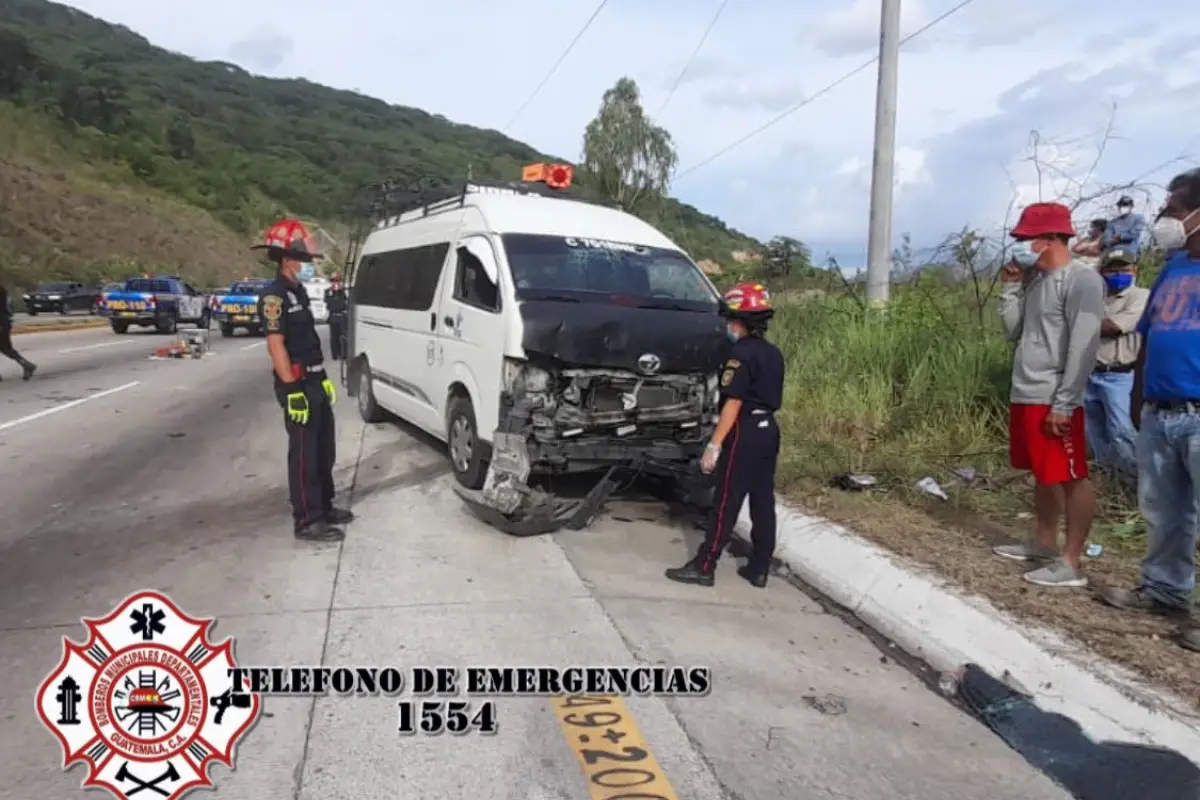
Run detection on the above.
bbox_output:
[503,358,552,393]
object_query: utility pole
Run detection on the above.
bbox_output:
[865,0,902,306]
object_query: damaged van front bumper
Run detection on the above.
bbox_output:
[454,358,717,535]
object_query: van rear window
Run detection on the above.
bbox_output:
[501,234,718,309]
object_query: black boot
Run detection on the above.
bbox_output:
[21,361,36,380]
[737,565,768,588]
[325,507,355,525]
[295,519,345,541]
[665,557,715,587]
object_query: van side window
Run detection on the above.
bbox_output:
[352,243,447,311]
[454,246,498,311]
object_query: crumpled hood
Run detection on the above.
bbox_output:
[518,299,728,374]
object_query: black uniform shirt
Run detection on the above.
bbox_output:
[324,288,347,316]
[258,274,324,371]
[0,286,11,328]
[720,335,785,413]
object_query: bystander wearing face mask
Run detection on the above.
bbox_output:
[1010,240,1041,268]
[1153,210,1200,252]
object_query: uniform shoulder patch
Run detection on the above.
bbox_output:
[262,293,283,321]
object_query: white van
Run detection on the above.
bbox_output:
[344,167,726,519]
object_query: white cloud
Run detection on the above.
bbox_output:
[51,0,1200,263]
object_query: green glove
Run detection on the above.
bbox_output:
[321,377,336,404]
[286,390,310,425]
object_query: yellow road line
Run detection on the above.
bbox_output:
[13,320,109,335]
[549,694,679,800]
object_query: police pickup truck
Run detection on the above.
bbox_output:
[104,277,211,334]
[210,279,271,337]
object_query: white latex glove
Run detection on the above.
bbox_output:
[700,442,721,474]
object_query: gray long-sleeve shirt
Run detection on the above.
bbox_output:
[998,260,1106,415]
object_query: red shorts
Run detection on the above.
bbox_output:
[1009,404,1089,485]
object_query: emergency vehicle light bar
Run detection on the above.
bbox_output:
[521,163,573,190]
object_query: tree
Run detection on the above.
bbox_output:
[581,78,677,216]
[763,235,812,277]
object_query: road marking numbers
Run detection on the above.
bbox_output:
[0,381,140,433]
[59,340,138,354]
[549,695,679,800]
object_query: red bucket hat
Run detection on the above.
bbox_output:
[1011,202,1075,239]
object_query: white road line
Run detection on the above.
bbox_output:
[59,340,137,354]
[0,381,140,433]
[240,341,265,351]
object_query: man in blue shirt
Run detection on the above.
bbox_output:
[1095,169,1200,651]
[1101,195,1147,256]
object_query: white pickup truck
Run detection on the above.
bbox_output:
[302,277,331,324]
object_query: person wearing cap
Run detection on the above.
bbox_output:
[324,273,348,361]
[992,202,1106,588]
[1095,168,1200,650]
[666,282,785,588]
[1101,195,1147,256]
[255,220,353,542]
[1084,247,1148,476]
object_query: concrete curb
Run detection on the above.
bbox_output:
[734,501,1200,764]
[12,319,109,335]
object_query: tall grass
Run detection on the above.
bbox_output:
[768,286,1014,489]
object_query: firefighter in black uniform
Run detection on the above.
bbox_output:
[666,282,784,588]
[254,219,353,542]
[325,273,348,360]
[0,283,36,381]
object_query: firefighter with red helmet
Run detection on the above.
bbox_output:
[254,219,353,542]
[325,271,348,360]
[666,282,785,588]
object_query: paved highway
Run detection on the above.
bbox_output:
[0,326,1067,799]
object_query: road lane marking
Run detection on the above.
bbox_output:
[0,381,140,433]
[59,340,138,354]
[549,695,679,800]
[240,341,265,351]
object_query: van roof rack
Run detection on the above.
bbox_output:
[359,175,574,229]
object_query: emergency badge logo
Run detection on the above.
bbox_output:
[35,590,261,799]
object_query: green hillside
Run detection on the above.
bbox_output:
[0,0,760,286]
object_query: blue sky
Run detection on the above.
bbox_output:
[56,0,1200,268]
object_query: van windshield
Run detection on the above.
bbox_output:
[500,234,719,310]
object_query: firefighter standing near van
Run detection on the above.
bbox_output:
[255,219,353,542]
[325,273,348,360]
[666,283,784,588]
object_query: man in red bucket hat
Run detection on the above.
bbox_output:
[992,202,1106,588]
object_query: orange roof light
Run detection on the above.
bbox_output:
[521,162,573,190]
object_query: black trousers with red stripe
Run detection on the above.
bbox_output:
[275,377,336,528]
[698,413,780,573]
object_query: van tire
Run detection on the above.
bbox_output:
[219,323,233,338]
[446,395,487,490]
[111,321,129,334]
[357,365,385,423]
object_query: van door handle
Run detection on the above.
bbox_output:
[429,312,436,331]
[443,315,454,327]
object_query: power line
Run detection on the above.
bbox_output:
[657,0,729,117]
[504,0,611,133]
[674,0,983,180]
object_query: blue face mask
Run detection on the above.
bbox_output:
[1104,273,1134,293]
[1010,241,1039,268]
[725,327,739,343]
[299,262,316,281]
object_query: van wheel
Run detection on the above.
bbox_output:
[447,395,487,490]
[219,323,233,338]
[111,321,129,334]
[357,364,385,423]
